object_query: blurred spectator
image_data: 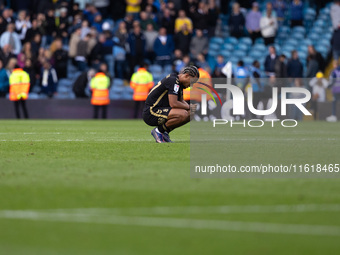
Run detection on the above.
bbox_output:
[140,11,157,31]
[307,45,325,72]
[57,8,70,44]
[330,0,340,30]
[207,0,218,37]
[126,0,142,19]
[0,44,15,66]
[272,0,286,26]
[17,42,32,69]
[83,4,100,25]
[69,28,81,65]
[306,55,319,78]
[260,5,278,45]
[189,2,209,32]
[331,0,340,62]
[290,0,303,27]
[0,8,14,34]
[127,24,146,75]
[326,60,340,121]
[80,20,91,39]
[15,10,31,44]
[0,59,9,97]
[229,2,245,38]
[172,49,183,73]
[246,2,262,44]
[175,54,191,73]
[159,8,175,35]
[0,23,22,55]
[30,33,42,57]
[40,61,58,98]
[174,23,192,55]
[72,69,96,98]
[25,19,40,44]
[213,55,226,78]
[113,42,127,79]
[195,53,209,69]
[287,50,303,78]
[52,38,68,79]
[248,60,264,118]
[75,33,91,71]
[123,14,134,32]
[235,60,249,90]
[23,58,36,91]
[115,21,129,48]
[92,0,110,19]
[45,9,57,45]
[309,72,328,119]
[144,23,158,62]
[153,27,174,67]
[190,29,208,60]
[264,46,278,77]
[174,10,193,34]
[275,54,287,78]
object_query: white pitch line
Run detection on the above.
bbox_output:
[0,210,339,237]
[44,204,340,216]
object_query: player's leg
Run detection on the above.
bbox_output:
[164,108,190,130]
[93,105,99,119]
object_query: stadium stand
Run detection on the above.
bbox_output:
[0,0,338,104]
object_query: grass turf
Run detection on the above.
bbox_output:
[0,120,340,255]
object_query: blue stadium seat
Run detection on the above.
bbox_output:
[292,33,304,40]
[222,43,234,51]
[243,56,254,66]
[208,49,219,57]
[252,44,266,52]
[219,49,231,59]
[292,26,306,35]
[28,93,39,99]
[254,37,264,45]
[209,43,221,51]
[308,33,319,41]
[236,43,249,52]
[149,64,163,75]
[234,50,246,59]
[113,78,124,87]
[249,50,263,59]
[210,37,224,45]
[163,65,172,74]
[224,37,238,45]
[239,37,252,46]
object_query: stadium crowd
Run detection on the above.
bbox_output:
[0,0,339,120]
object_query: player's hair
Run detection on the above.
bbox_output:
[181,65,200,78]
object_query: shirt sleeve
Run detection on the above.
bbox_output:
[164,75,180,95]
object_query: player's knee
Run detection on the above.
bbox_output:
[180,110,190,123]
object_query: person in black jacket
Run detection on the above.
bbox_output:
[264,46,279,77]
[53,38,68,79]
[307,45,325,72]
[287,50,303,78]
[72,69,95,98]
[229,2,245,38]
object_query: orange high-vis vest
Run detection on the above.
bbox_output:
[9,68,30,101]
[183,87,190,101]
[90,72,110,105]
[130,68,154,101]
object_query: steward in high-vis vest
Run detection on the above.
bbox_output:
[130,64,154,118]
[9,67,30,119]
[90,72,110,119]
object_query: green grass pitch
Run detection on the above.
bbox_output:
[0,120,340,255]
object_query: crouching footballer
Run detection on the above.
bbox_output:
[143,66,199,143]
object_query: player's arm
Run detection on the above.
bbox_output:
[169,94,190,110]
